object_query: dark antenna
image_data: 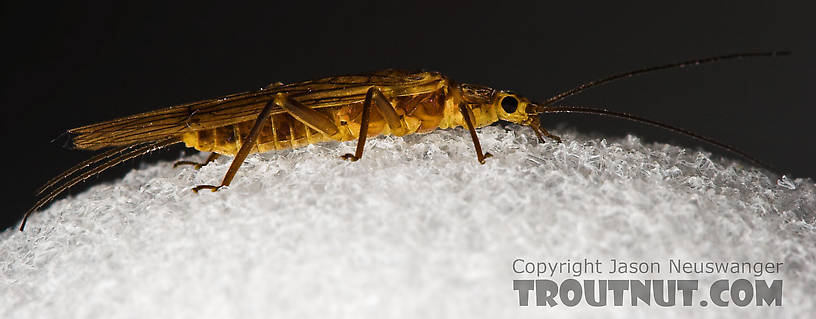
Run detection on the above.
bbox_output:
[543,51,790,106]
[536,105,779,173]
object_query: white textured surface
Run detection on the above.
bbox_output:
[1,126,815,318]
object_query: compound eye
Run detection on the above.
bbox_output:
[501,96,519,114]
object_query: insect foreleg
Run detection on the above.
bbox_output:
[173,152,221,170]
[191,100,276,193]
[528,118,562,144]
[341,87,404,162]
[459,104,492,164]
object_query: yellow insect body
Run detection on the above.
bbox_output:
[181,72,458,155]
[23,51,787,230]
[74,70,509,156]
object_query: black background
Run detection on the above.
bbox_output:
[2,2,813,231]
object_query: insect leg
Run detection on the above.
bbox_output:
[528,118,562,143]
[173,152,221,170]
[459,103,492,164]
[341,87,404,161]
[275,93,340,136]
[191,100,276,193]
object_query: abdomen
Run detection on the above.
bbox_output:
[181,87,451,156]
[182,113,337,155]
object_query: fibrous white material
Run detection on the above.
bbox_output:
[1,126,815,318]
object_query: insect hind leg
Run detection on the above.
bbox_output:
[192,93,341,193]
[173,152,221,170]
[191,100,276,193]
